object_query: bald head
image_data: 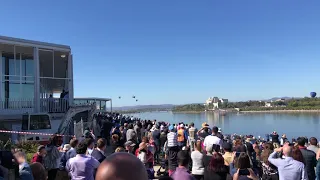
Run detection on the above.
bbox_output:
[96,152,148,180]
[283,144,292,157]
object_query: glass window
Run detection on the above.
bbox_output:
[22,115,29,130]
[8,82,20,99]
[54,51,68,78]
[21,82,34,99]
[39,50,53,77]
[29,115,51,130]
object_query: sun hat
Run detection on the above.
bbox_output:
[124,141,136,147]
[202,123,209,128]
[169,125,174,131]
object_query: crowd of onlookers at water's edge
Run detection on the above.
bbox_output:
[1,112,320,180]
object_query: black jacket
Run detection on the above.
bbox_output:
[91,149,106,163]
[300,147,317,180]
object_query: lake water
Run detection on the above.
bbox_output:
[129,111,320,140]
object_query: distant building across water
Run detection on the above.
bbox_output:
[205,97,228,109]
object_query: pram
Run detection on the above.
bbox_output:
[156,159,169,177]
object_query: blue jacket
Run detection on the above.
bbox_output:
[19,163,34,180]
[91,149,106,163]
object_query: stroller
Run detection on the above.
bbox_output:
[156,159,169,177]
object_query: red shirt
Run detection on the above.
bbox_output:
[31,153,43,164]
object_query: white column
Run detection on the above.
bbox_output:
[0,51,2,100]
[68,53,74,105]
[33,47,40,113]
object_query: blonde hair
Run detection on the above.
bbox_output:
[115,147,125,153]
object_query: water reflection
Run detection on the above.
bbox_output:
[131,111,320,140]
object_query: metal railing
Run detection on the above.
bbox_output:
[0,97,112,114]
[40,98,69,113]
[0,98,34,114]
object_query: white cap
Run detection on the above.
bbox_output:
[180,124,184,128]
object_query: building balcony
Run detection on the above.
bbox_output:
[0,97,112,115]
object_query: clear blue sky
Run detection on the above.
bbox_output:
[1,0,320,106]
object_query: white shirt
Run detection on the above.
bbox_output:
[191,151,204,175]
[203,135,222,148]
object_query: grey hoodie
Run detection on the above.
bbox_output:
[44,145,60,170]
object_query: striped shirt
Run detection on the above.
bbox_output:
[167,132,178,147]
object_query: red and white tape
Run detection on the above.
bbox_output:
[0,129,74,137]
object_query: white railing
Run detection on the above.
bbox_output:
[0,98,34,114]
[40,98,69,113]
[0,97,111,114]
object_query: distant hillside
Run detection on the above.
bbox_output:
[113,104,174,111]
[265,97,298,102]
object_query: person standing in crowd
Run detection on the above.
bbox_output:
[91,138,107,163]
[204,152,232,180]
[203,126,222,152]
[101,119,113,146]
[171,150,196,180]
[66,139,78,160]
[191,141,204,180]
[44,135,60,180]
[308,137,319,154]
[197,123,210,140]
[152,125,161,164]
[66,141,100,180]
[222,142,233,166]
[59,144,71,170]
[124,141,136,154]
[31,145,46,165]
[166,125,179,176]
[126,124,137,142]
[270,131,280,148]
[188,123,197,152]
[160,128,168,153]
[177,124,188,149]
[280,134,288,146]
[30,163,47,180]
[297,137,317,180]
[14,151,34,180]
[95,153,148,180]
[260,144,279,180]
[268,145,307,180]
[134,122,142,143]
[85,138,95,156]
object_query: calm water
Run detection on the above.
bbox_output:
[129,111,320,140]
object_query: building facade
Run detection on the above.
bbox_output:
[0,35,74,114]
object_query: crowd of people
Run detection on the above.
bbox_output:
[1,112,320,180]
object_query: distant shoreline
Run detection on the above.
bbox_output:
[240,109,320,113]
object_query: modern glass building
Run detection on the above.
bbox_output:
[0,35,74,114]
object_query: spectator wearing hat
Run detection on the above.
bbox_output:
[31,145,46,165]
[197,123,210,140]
[166,125,179,176]
[124,141,136,154]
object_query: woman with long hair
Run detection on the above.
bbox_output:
[260,149,279,180]
[44,135,61,180]
[204,152,231,180]
[231,152,258,180]
[292,146,305,165]
[191,141,205,180]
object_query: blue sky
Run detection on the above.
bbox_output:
[1,0,320,106]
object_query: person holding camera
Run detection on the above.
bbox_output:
[268,145,307,180]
